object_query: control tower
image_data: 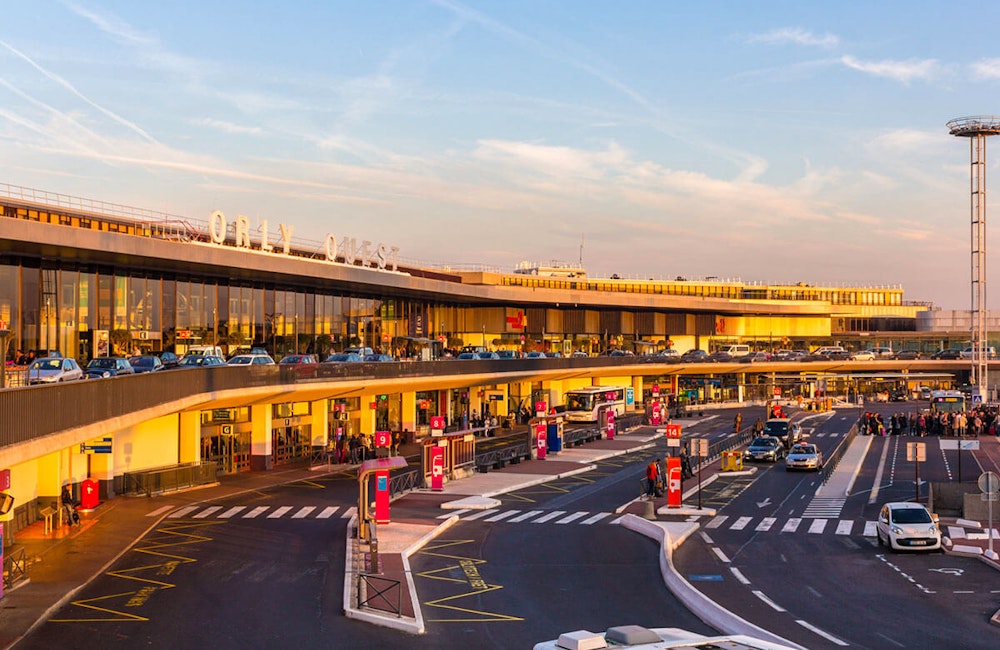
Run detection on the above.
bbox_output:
[947,116,1000,391]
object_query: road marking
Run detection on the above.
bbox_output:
[835,520,853,535]
[755,517,776,532]
[711,547,731,563]
[532,510,567,523]
[730,516,752,531]
[340,507,357,518]
[808,519,828,534]
[267,506,293,518]
[483,510,519,522]
[730,567,751,584]
[705,515,728,529]
[243,506,269,518]
[863,521,877,537]
[782,518,801,533]
[508,510,543,523]
[167,506,199,519]
[316,506,339,519]
[292,506,316,519]
[555,511,588,524]
[192,506,223,519]
[462,509,499,521]
[869,438,892,504]
[580,512,611,525]
[146,505,174,517]
[218,506,246,518]
[438,509,470,519]
[752,590,786,612]
[796,619,849,646]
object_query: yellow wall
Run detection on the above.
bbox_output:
[113,414,181,476]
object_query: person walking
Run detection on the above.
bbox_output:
[645,458,660,499]
[734,411,743,433]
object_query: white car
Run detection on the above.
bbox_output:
[785,443,822,471]
[876,502,941,551]
[851,350,876,361]
[227,353,275,365]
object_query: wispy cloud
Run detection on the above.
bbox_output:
[746,28,840,48]
[840,55,939,83]
[193,118,263,136]
[970,58,1000,80]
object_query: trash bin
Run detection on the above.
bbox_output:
[547,422,562,452]
[721,451,744,472]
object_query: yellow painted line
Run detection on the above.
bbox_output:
[423,586,523,622]
[288,479,325,489]
[49,592,150,623]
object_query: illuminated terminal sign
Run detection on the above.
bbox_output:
[208,210,400,272]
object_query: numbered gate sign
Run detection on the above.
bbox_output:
[666,424,682,438]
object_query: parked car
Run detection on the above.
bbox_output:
[570,351,590,358]
[656,349,681,361]
[893,350,921,360]
[183,345,224,358]
[345,346,375,356]
[707,350,733,362]
[744,436,785,462]
[876,502,941,551]
[931,348,962,360]
[546,351,563,358]
[738,351,770,363]
[152,350,180,369]
[324,352,363,363]
[919,386,933,399]
[475,351,501,360]
[227,353,275,366]
[785,443,823,471]
[278,354,318,378]
[84,357,135,379]
[27,356,84,384]
[850,350,876,361]
[960,346,997,359]
[363,354,395,362]
[525,351,548,359]
[176,355,226,368]
[128,355,165,373]
[679,349,709,363]
[867,347,895,358]
[495,350,521,359]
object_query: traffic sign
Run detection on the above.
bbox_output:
[906,442,926,462]
[665,424,682,438]
[979,471,1000,494]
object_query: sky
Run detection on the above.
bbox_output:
[1,1,999,309]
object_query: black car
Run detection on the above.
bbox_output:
[128,355,165,373]
[679,349,709,363]
[152,350,180,369]
[931,349,962,360]
[893,350,921,360]
[84,356,135,379]
[707,351,734,362]
[744,436,785,462]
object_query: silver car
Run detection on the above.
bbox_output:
[28,357,84,384]
[785,443,823,471]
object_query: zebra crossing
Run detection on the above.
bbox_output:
[438,508,626,526]
[705,513,878,538]
[147,504,357,521]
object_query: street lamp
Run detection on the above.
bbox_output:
[0,320,10,389]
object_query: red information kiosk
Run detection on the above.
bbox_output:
[357,456,409,542]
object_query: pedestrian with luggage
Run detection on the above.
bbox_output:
[61,484,79,526]
[645,458,660,498]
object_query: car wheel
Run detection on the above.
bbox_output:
[876,529,883,546]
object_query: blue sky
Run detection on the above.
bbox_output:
[2,1,999,308]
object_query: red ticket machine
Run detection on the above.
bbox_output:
[374,470,390,524]
[430,445,445,491]
[535,423,547,459]
[604,409,616,439]
[79,477,100,511]
[666,457,682,508]
[651,401,662,426]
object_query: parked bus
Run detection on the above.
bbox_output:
[929,389,966,415]
[563,385,627,422]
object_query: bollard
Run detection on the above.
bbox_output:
[644,499,657,520]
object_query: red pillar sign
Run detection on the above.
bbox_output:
[430,445,445,491]
[79,478,100,511]
[665,423,682,444]
[650,401,662,426]
[374,469,390,523]
[605,410,616,439]
[535,423,547,459]
[666,457,682,508]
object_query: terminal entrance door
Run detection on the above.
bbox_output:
[272,425,311,465]
[204,431,251,474]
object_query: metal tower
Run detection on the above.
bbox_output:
[948,116,1000,392]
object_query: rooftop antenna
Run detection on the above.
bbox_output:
[579,234,584,268]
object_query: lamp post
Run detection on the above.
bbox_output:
[0,321,10,389]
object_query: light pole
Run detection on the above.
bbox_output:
[0,321,10,389]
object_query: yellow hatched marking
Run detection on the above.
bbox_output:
[288,479,325,489]
[415,539,523,623]
[49,592,149,623]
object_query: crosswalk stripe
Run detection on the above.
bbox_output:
[782,518,802,533]
[581,512,611,525]
[243,506,269,518]
[484,510,519,522]
[193,506,223,519]
[340,507,357,518]
[462,509,499,521]
[731,516,753,531]
[755,517,776,532]
[292,506,316,519]
[438,509,470,519]
[556,511,588,525]
[706,515,728,529]
[947,526,966,539]
[808,519,828,534]
[508,510,543,523]
[532,510,566,524]
[168,506,199,518]
[835,520,853,535]
[316,506,339,519]
[863,521,877,537]
[219,506,246,518]
[267,506,293,519]
[147,505,174,517]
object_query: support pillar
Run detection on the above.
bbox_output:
[250,404,273,471]
[178,411,201,464]
[401,391,417,432]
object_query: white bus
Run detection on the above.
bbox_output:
[563,385,628,422]
[929,389,966,415]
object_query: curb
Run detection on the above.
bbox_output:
[618,514,807,650]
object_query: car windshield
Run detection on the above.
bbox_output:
[130,358,153,367]
[229,357,252,364]
[792,445,816,454]
[750,438,775,447]
[762,421,788,436]
[891,508,933,524]
[89,359,116,368]
[31,359,63,370]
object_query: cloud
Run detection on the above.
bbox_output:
[193,118,263,136]
[840,55,939,83]
[970,58,1000,80]
[745,28,840,48]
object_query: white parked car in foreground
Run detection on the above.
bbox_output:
[876,502,941,552]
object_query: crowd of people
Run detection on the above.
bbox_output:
[859,405,1000,437]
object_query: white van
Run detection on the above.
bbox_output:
[184,345,224,358]
[723,344,751,356]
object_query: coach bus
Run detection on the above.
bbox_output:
[563,385,628,422]
[929,389,966,415]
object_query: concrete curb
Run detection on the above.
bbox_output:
[618,514,807,650]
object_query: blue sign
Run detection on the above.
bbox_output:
[625,387,635,406]
[377,475,388,491]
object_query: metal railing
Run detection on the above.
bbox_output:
[357,573,402,617]
[3,546,27,590]
[820,422,858,485]
[122,462,217,497]
[389,468,422,498]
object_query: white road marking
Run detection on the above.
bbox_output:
[267,506,293,518]
[796,620,849,646]
[751,590,786,612]
[292,506,316,519]
[167,506,200,519]
[340,507,357,518]
[533,510,567,523]
[705,515,728,529]
[581,512,611,525]
[484,510,519,522]
[193,506,223,519]
[863,521,878,537]
[462,509,499,521]
[243,506,269,518]
[218,506,246,518]
[437,509,469,519]
[556,511,589,524]
[782,518,802,533]
[835,520,854,535]
[731,516,753,531]
[730,567,751,585]
[147,505,175,517]
[755,517,776,532]
[712,547,731,563]
[808,519,828,534]
[316,506,339,519]
[509,510,543,523]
